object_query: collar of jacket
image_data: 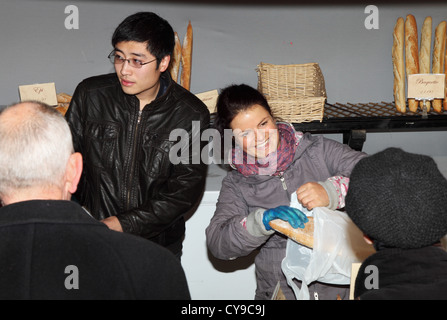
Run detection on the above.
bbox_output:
[124,71,173,110]
[0,200,101,227]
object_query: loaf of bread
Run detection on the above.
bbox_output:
[169,32,182,83]
[405,15,419,112]
[56,92,72,104]
[419,17,432,111]
[180,21,193,91]
[55,93,71,116]
[392,17,406,113]
[432,21,446,112]
[269,217,314,249]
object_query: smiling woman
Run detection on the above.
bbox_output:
[206,83,367,300]
[230,104,279,160]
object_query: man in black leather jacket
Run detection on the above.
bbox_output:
[65,12,210,257]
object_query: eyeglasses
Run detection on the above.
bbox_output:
[108,51,157,69]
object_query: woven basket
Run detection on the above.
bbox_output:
[257,62,326,122]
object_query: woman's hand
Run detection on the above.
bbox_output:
[262,206,308,230]
[296,182,329,210]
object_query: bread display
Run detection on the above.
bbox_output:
[432,21,446,112]
[392,15,447,114]
[169,32,182,83]
[392,17,406,113]
[419,16,432,111]
[269,217,314,249]
[180,21,193,91]
[405,15,419,112]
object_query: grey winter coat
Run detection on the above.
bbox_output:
[206,132,367,300]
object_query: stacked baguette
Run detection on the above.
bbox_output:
[168,21,193,91]
[393,17,406,113]
[419,17,432,111]
[405,15,419,112]
[432,21,446,112]
[392,15,447,113]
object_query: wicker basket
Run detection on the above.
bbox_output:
[257,62,326,122]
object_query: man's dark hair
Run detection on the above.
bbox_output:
[111,12,175,66]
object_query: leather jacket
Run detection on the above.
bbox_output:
[65,72,210,251]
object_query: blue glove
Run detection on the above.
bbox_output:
[262,206,308,231]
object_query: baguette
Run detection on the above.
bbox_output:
[419,17,432,111]
[432,21,446,112]
[269,217,314,249]
[168,32,182,83]
[392,17,406,113]
[180,21,193,91]
[405,14,419,112]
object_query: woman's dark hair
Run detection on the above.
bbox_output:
[111,12,175,67]
[213,84,273,137]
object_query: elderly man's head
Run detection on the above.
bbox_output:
[0,102,82,205]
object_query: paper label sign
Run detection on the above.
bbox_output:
[196,90,218,113]
[19,82,58,106]
[407,74,445,100]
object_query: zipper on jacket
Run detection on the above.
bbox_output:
[137,110,142,124]
[278,173,287,190]
[126,109,143,209]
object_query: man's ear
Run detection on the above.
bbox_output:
[158,55,171,73]
[64,152,83,195]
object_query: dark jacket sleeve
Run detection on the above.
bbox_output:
[206,173,271,260]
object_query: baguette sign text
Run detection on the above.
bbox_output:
[407,74,445,100]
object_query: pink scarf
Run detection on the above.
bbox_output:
[231,122,301,176]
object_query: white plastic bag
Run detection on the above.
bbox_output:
[281,193,375,300]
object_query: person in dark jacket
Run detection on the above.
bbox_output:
[206,84,367,299]
[65,12,210,257]
[0,102,190,299]
[346,147,447,300]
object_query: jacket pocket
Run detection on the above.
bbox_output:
[141,132,175,179]
[84,120,120,169]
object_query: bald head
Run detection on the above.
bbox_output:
[0,101,80,204]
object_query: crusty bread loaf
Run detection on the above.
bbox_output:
[169,32,182,83]
[269,217,314,248]
[419,17,432,111]
[392,17,406,113]
[180,21,193,91]
[56,92,72,104]
[432,21,446,112]
[405,15,419,112]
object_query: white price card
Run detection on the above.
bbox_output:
[407,74,445,100]
[19,82,58,106]
[196,89,218,113]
